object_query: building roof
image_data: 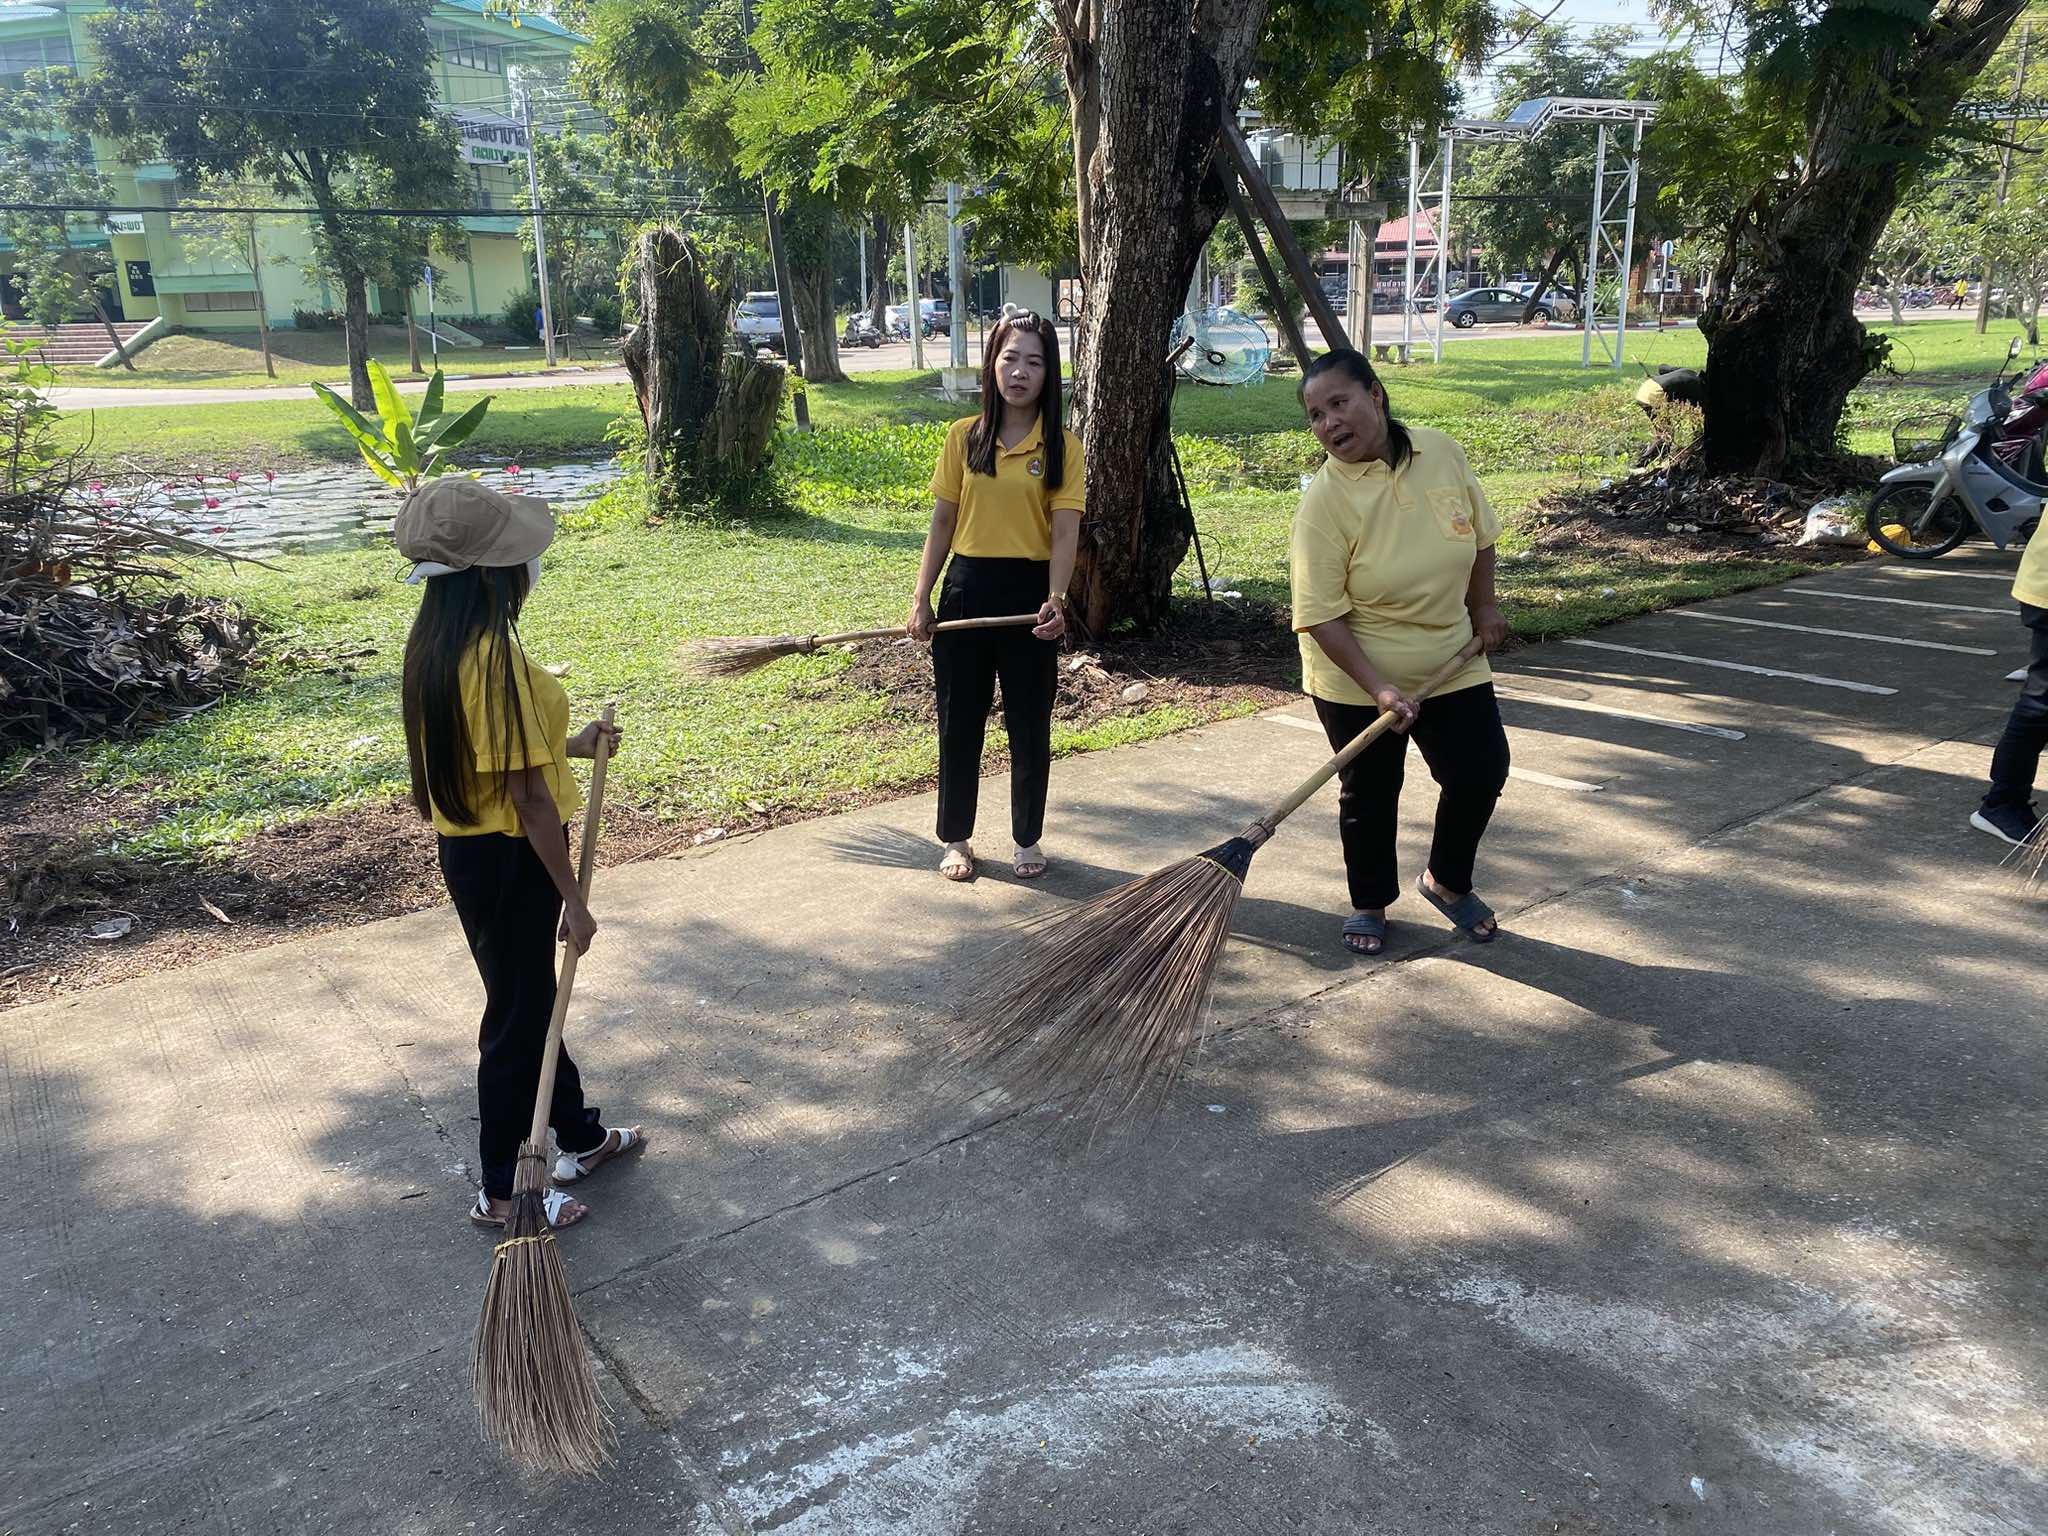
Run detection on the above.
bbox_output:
[432,0,581,44]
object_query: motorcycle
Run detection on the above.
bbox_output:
[1869,333,2044,558]
[840,314,884,349]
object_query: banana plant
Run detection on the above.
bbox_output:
[311,360,492,491]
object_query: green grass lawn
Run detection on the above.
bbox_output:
[46,324,620,391]
[45,326,1848,864]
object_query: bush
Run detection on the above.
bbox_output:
[586,291,623,336]
[290,308,346,331]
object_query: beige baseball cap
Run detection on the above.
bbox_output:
[393,476,555,583]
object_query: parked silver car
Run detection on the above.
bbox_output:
[734,291,783,351]
[1446,287,1557,327]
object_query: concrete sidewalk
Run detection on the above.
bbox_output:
[6,554,2044,1533]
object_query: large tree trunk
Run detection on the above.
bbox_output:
[1520,247,1568,324]
[790,259,845,383]
[1063,0,1268,634]
[870,212,893,326]
[342,270,374,412]
[87,286,134,371]
[1699,0,2025,475]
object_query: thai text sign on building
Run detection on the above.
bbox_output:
[452,111,528,167]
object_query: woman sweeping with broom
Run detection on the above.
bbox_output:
[1291,350,1511,955]
[908,310,1085,882]
[396,478,645,1231]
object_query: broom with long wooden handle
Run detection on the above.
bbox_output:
[950,641,1485,1125]
[683,612,1044,678]
[473,702,616,1477]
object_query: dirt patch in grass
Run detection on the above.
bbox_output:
[0,776,683,1007]
[837,595,1302,724]
[2,600,1307,1005]
[1530,463,1876,566]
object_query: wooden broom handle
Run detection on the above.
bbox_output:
[810,613,1043,647]
[1251,642,1484,838]
[526,701,616,1152]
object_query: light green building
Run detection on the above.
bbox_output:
[0,0,581,332]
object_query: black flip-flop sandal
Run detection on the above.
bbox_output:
[1341,911,1388,955]
[1416,876,1498,942]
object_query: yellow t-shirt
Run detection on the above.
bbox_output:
[2014,528,2048,608]
[429,635,583,838]
[1290,426,1501,705]
[928,416,1086,559]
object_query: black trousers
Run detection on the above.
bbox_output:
[438,831,606,1200]
[933,554,1057,846]
[1985,602,2048,812]
[1313,682,1511,911]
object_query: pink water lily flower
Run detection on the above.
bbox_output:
[89,479,102,492]
[204,496,221,510]
[506,463,522,477]
[263,469,276,484]
[226,472,241,485]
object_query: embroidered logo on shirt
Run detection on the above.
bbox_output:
[1449,511,1472,535]
[1027,457,1044,478]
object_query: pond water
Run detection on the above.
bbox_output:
[104,457,625,560]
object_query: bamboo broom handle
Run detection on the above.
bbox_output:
[525,701,616,1152]
[808,613,1044,647]
[1252,641,1485,837]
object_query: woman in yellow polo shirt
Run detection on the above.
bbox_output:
[396,478,643,1232]
[1290,350,1510,955]
[908,310,1085,881]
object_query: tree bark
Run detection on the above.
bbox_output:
[1520,247,1568,324]
[870,212,892,326]
[1699,0,2025,475]
[790,258,845,383]
[404,290,422,374]
[1063,0,1268,634]
[342,271,374,411]
[87,286,134,371]
[249,228,275,380]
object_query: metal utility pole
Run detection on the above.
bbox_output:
[737,0,809,428]
[518,81,556,367]
[905,217,927,371]
[1979,19,2031,335]
[946,182,969,372]
[858,227,867,321]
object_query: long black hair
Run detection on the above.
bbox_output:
[1300,349,1413,468]
[402,563,534,827]
[965,310,1065,488]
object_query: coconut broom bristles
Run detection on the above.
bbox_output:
[683,612,1043,678]
[950,642,1484,1126]
[473,704,617,1477]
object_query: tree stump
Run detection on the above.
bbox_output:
[622,226,784,501]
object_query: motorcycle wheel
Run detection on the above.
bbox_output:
[1864,482,1970,559]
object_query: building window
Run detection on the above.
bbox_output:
[0,34,73,82]
[184,292,260,312]
[434,32,503,74]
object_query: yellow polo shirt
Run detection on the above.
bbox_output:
[2014,528,2048,608]
[1290,426,1500,705]
[429,635,583,838]
[929,416,1086,559]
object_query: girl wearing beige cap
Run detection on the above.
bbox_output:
[395,478,644,1230]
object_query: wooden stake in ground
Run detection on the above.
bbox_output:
[682,613,1043,678]
[473,703,617,1477]
[949,642,1484,1125]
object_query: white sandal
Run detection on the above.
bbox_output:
[939,841,975,881]
[469,1187,584,1228]
[552,1125,644,1183]
[1013,843,1048,879]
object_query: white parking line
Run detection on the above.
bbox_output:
[1792,588,2013,616]
[1257,712,1604,790]
[1494,686,1747,740]
[1871,567,2015,582]
[1563,638,1897,694]
[1665,609,1997,655]
[1501,764,1604,792]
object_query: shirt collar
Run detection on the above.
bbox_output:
[1324,435,1419,479]
[997,420,1046,457]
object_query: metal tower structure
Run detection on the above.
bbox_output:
[1402,133,1452,362]
[1404,96,1661,370]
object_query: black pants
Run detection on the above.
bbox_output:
[933,554,1057,846]
[438,831,606,1200]
[1984,602,2048,813]
[1313,682,1511,911]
